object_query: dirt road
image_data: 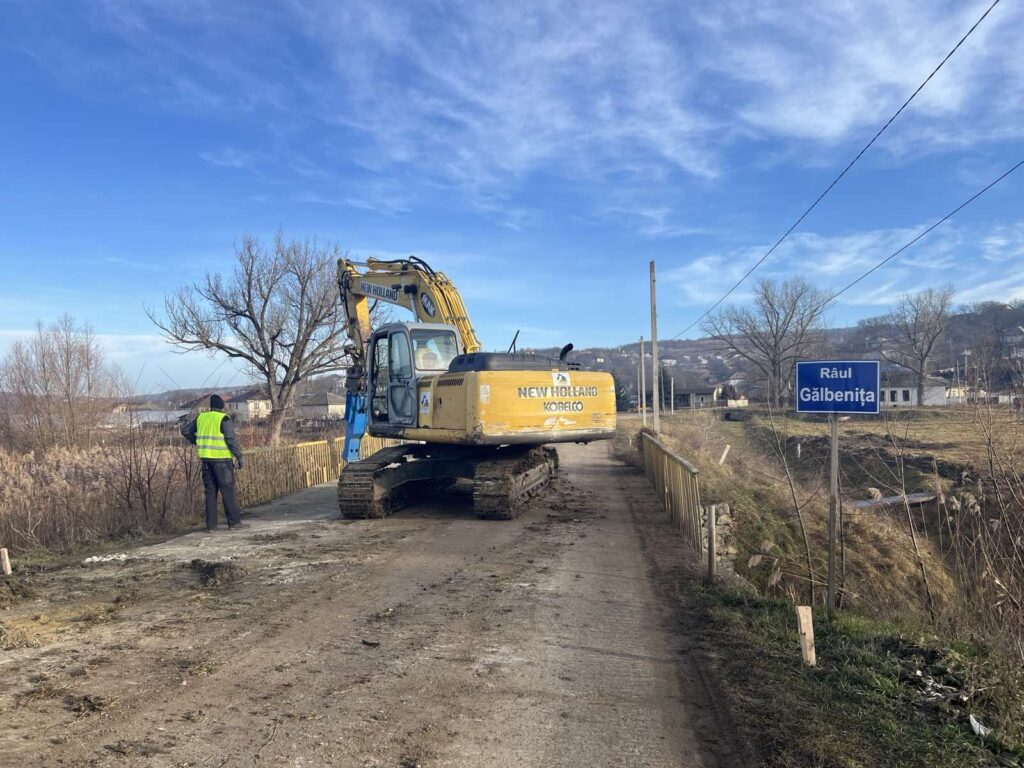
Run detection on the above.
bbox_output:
[1,443,742,767]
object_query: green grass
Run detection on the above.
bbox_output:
[686,581,1024,768]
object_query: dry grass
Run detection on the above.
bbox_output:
[0,619,37,651]
[620,411,1024,759]
[626,405,1024,743]
[0,430,399,556]
[758,406,1020,468]
[0,443,201,554]
[635,412,956,620]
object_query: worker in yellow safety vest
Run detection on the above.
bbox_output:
[180,394,246,531]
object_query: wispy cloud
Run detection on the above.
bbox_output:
[198,147,266,172]
[691,0,1024,151]
[602,205,714,239]
[957,272,1024,304]
[10,0,1022,207]
[666,219,1024,314]
[980,222,1024,262]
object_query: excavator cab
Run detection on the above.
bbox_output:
[367,322,461,428]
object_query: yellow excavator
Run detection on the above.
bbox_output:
[337,256,616,519]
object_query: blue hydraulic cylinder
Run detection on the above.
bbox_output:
[342,391,368,464]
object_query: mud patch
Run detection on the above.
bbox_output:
[66,692,118,715]
[105,739,167,757]
[189,558,247,587]
[251,531,301,544]
[0,576,36,609]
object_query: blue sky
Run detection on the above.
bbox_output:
[1,0,1023,390]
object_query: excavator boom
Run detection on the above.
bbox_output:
[339,256,481,381]
[338,256,485,462]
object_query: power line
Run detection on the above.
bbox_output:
[818,159,1024,308]
[673,0,1003,339]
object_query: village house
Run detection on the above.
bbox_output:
[677,385,720,408]
[223,390,273,422]
[879,368,946,407]
[294,392,346,420]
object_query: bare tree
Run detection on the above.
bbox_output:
[881,287,954,405]
[150,234,348,445]
[702,278,832,407]
[0,315,120,450]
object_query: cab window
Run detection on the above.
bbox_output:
[411,329,459,372]
[389,331,413,380]
[371,336,390,418]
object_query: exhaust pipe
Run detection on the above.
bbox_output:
[559,343,574,361]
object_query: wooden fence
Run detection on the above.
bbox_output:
[639,432,704,554]
[236,434,404,508]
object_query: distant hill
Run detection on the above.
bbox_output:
[134,374,348,407]
[130,301,1024,404]
[129,385,253,406]
[525,300,1024,397]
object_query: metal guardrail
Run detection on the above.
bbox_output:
[236,434,404,507]
[640,432,704,554]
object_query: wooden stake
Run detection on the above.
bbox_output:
[707,504,717,581]
[718,444,731,465]
[1,547,11,576]
[796,605,816,666]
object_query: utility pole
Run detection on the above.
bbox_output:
[650,260,660,434]
[639,336,647,427]
[671,377,675,415]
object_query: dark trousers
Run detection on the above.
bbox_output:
[201,460,242,528]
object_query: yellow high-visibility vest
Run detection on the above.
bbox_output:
[196,411,232,460]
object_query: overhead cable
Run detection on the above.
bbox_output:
[672,0,1003,339]
[819,159,1024,308]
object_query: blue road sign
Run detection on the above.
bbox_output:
[795,360,880,414]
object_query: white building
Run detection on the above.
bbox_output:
[294,392,345,419]
[225,390,273,422]
[879,370,946,407]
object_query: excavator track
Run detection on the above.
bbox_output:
[473,446,558,520]
[338,444,422,519]
[338,444,558,520]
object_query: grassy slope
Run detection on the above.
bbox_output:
[618,413,1024,766]
[685,580,1024,768]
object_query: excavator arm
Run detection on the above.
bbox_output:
[339,256,481,378]
[337,255,482,461]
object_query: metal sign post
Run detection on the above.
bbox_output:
[827,414,839,614]
[796,360,880,616]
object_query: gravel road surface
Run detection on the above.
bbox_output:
[0,442,744,767]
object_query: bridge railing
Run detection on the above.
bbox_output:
[236,435,405,508]
[639,432,704,555]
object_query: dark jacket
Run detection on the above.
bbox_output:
[180,410,244,463]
